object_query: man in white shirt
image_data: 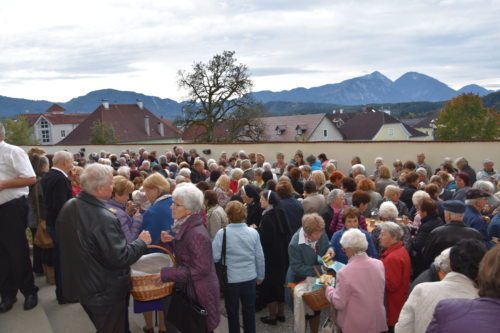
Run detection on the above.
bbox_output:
[0,122,38,313]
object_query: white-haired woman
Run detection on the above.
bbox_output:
[325,229,387,333]
[371,201,412,254]
[229,168,243,193]
[159,183,220,332]
[382,185,409,217]
[379,222,411,331]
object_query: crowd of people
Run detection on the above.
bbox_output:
[1,119,499,333]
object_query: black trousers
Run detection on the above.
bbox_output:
[0,197,38,299]
[47,225,64,301]
[82,299,127,333]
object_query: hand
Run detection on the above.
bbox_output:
[227,189,234,196]
[325,247,335,260]
[138,230,152,245]
[249,224,257,229]
[256,279,263,285]
[161,231,174,243]
[126,202,138,216]
[152,274,164,286]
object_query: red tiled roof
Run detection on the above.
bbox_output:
[46,103,65,113]
[182,122,228,142]
[19,113,89,126]
[260,114,326,141]
[59,104,180,144]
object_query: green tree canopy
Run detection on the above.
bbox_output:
[435,93,500,140]
[90,121,118,144]
[177,50,265,142]
[4,117,38,145]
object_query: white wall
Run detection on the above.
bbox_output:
[23,141,500,177]
[308,117,343,141]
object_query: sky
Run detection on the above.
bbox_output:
[1,0,499,102]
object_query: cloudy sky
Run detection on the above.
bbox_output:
[1,0,499,102]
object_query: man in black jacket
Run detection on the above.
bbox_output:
[422,200,483,269]
[41,150,74,303]
[57,163,151,333]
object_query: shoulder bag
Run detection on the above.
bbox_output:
[214,227,228,291]
[33,182,54,249]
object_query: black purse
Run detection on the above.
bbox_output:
[165,269,208,333]
[214,227,228,291]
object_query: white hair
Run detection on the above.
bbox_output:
[230,168,243,180]
[80,164,113,194]
[473,180,495,194]
[178,168,191,179]
[172,183,204,213]
[262,162,272,172]
[412,190,430,207]
[416,167,427,176]
[351,164,366,174]
[327,188,345,205]
[379,201,398,220]
[52,151,73,165]
[340,228,368,254]
[117,166,131,178]
[379,221,404,241]
[434,248,451,274]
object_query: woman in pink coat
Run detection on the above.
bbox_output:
[325,228,388,333]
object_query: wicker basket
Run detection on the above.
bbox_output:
[131,245,175,301]
[302,286,330,311]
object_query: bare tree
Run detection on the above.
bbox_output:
[177,51,265,142]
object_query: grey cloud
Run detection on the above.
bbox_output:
[250,67,323,76]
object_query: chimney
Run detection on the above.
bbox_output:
[144,116,150,136]
[157,122,165,136]
[102,99,109,109]
[137,99,143,109]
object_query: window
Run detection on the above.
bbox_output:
[61,130,66,137]
[323,129,328,137]
[388,128,394,136]
[40,118,49,129]
[297,128,303,135]
[41,130,50,143]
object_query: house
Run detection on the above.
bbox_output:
[259,113,344,141]
[328,108,428,141]
[21,104,89,145]
[59,101,181,145]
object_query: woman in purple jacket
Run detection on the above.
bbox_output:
[160,183,220,332]
[106,176,142,243]
[426,245,500,333]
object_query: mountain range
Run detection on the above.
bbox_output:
[0,71,494,119]
[252,71,492,105]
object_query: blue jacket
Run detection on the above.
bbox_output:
[330,228,378,264]
[212,223,265,283]
[142,196,174,247]
[463,205,492,248]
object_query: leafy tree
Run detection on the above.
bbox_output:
[4,117,38,145]
[177,50,265,142]
[435,93,500,140]
[90,121,118,144]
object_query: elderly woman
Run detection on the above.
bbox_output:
[375,165,397,196]
[452,172,471,202]
[357,177,383,217]
[213,201,265,333]
[372,201,412,254]
[379,221,411,332]
[382,185,409,217]
[276,180,304,233]
[311,170,330,197]
[204,190,228,240]
[137,173,174,333]
[328,171,344,191]
[286,213,334,333]
[160,183,220,333]
[411,198,444,277]
[330,207,378,264]
[426,245,500,333]
[241,184,263,228]
[106,176,143,243]
[229,168,243,193]
[258,190,292,325]
[214,174,233,208]
[253,168,265,189]
[326,228,387,333]
[321,188,348,239]
[409,190,431,225]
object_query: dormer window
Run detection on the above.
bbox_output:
[295,125,306,135]
[275,125,285,136]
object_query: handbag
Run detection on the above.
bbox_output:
[165,268,208,332]
[214,227,228,291]
[33,182,54,249]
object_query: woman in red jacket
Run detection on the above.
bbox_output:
[379,221,411,332]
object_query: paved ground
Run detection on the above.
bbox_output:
[0,275,305,333]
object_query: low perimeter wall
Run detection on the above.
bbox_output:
[22,141,500,176]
